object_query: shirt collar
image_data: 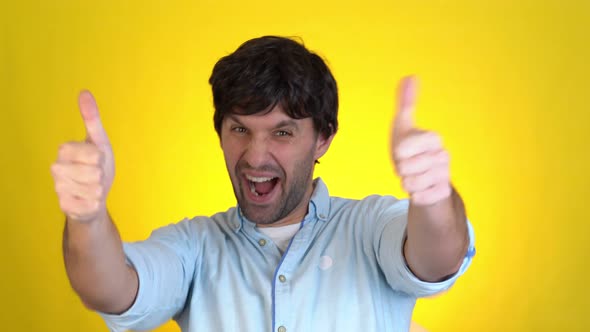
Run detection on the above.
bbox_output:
[309,177,331,222]
[233,177,331,233]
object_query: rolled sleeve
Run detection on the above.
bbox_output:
[373,198,476,297]
[99,218,198,331]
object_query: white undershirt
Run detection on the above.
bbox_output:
[257,223,301,253]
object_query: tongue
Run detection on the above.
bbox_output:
[254,179,275,195]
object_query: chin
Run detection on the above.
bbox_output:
[240,206,277,225]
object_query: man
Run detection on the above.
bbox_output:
[51,36,475,332]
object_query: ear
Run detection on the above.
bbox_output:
[313,128,335,161]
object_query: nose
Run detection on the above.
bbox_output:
[242,136,272,169]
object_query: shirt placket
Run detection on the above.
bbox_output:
[271,216,315,332]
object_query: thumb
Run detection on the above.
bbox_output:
[78,90,110,147]
[392,75,418,143]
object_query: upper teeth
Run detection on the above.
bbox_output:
[246,175,274,183]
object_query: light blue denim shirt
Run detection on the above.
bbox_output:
[100,178,475,332]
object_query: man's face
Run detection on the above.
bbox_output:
[220,105,332,225]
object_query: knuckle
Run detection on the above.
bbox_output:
[83,146,97,164]
[437,164,448,175]
[414,177,425,189]
[87,200,100,213]
[50,163,60,176]
[95,167,104,182]
[84,166,97,183]
[402,177,413,191]
[397,166,406,176]
[58,143,69,153]
[57,143,70,159]
[396,161,405,174]
[92,149,104,165]
[95,186,103,198]
[444,154,451,164]
[54,182,66,194]
[393,145,406,160]
[58,198,72,212]
[419,154,431,168]
[75,143,96,164]
[411,192,422,204]
[430,132,442,145]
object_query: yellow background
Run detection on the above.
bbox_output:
[2,0,589,331]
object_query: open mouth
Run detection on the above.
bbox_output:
[245,175,279,198]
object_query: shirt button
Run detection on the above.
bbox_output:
[278,275,287,283]
[278,326,287,332]
[319,214,326,219]
[258,239,267,246]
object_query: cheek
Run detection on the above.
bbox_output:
[273,143,315,174]
[221,143,240,172]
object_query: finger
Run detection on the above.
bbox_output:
[402,165,449,194]
[78,90,110,147]
[57,193,101,221]
[396,150,449,177]
[411,182,452,206]
[57,142,103,165]
[393,131,443,161]
[50,162,103,184]
[392,75,418,144]
[54,177,104,201]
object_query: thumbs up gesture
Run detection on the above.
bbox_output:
[391,77,452,206]
[51,91,115,223]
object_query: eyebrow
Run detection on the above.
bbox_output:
[274,119,299,130]
[226,114,245,126]
[226,115,300,130]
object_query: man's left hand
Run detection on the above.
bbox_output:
[390,76,452,206]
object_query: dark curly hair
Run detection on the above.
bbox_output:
[209,36,338,139]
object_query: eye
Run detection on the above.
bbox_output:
[275,130,292,137]
[232,126,247,134]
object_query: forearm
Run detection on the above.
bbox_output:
[403,187,469,282]
[63,210,138,314]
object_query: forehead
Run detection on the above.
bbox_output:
[224,105,313,129]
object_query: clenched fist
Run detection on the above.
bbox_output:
[51,91,115,223]
[391,77,452,206]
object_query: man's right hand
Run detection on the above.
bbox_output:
[51,90,115,223]
[53,91,138,315]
